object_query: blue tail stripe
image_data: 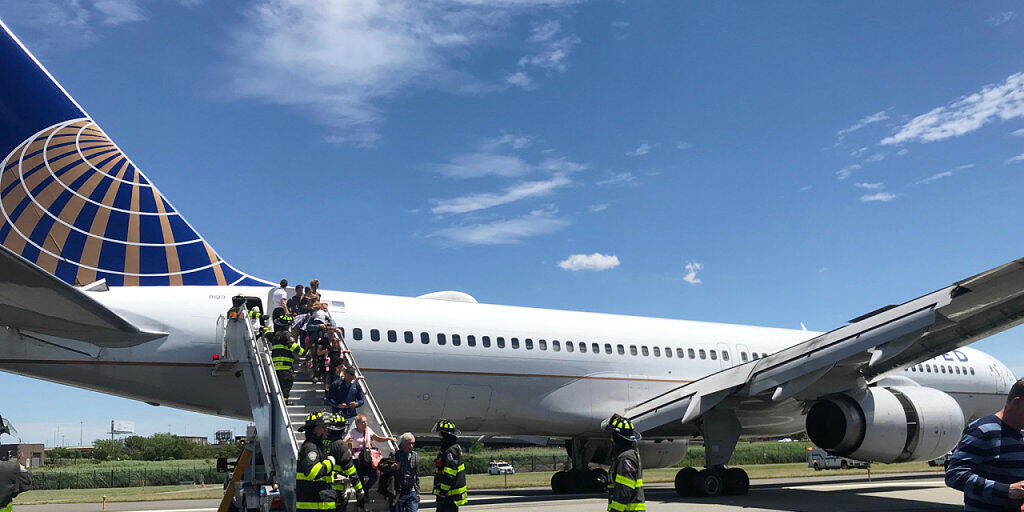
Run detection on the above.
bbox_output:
[97,239,126,274]
[138,244,168,274]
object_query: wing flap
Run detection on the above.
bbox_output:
[0,244,164,347]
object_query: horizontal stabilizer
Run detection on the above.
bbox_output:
[0,242,164,347]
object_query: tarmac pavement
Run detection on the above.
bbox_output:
[15,472,964,512]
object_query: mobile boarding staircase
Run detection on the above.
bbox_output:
[214,306,398,512]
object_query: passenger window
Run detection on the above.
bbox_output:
[752,353,760,360]
[511,338,520,349]
[677,348,685,358]
[653,347,661,357]
[387,330,397,343]
[420,332,430,344]
[948,365,953,373]
[452,334,461,346]
[970,367,975,375]
[605,343,613,354]
[722,351,730,361]
[482,336,491,348]
[741,352,748,362]
[353,328,363,341]
[565,341,573,353]
[371,329,380,342]
[926,365,931,372]
[576,342,583,353]
[910,365,915,372]
[538,339,547,351]
[665,347,672,358]
[617,344,625,355]
[629,345,638,356]
[641,346,649,357]
[688,348,696,359]
[762,353,768,358]
[954,366,959,374]
[526,339,534,350]
[498,337,507,348]
[699,349,707,359]
[404,331,413,343]
[710,350,717,360]
[553,340,561,352]
[467,335,476,347]
[438,333,446,345]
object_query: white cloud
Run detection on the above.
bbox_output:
[1007,153,1024,164]
[799,185,813,192]
[683,262,703,284]
[558,252,620,271]
[916,171,953,185]
[226,0,582,145]
[507,19,581,89]
[835,164,861,180]
[854,182,884,190]
[896,148,909,156]
[597,172,637,186]
[860,192,897,202]
[588,203,608,213]
[481,133,533,150]
[431,174,571,214]
[431,208,569,245]
[836,110,889,142]
[431,153,534,178]
[989,11,1017,26]
[862,152,885,163]
[1012,128,1024,137]
[93,0,146,25]
[675,141,693,150]
[881,72,1024,145]
[850,146,869,157]
[626,143,652,157]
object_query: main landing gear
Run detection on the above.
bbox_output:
[674,408,750,497]
[550,437,608,494]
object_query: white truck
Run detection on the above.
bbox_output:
[488,461,515,475]
[807,449,870,470]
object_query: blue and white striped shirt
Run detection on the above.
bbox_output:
[946,414,1024,511]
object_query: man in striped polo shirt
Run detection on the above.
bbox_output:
[947,378,1024,511]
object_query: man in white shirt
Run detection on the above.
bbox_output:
[271,279,289,319]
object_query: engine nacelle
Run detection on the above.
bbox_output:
[637,440,689,468]
[805,386,964,463]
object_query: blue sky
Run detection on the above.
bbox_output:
[1,1,1023,446]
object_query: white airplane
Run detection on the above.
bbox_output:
[1,19,1023,499]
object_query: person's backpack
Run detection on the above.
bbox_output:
[376,455,397,502]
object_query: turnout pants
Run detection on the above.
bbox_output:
[277,370,294,398]
[435,500,458,512]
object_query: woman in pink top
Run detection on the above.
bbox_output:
[344,415,396,492]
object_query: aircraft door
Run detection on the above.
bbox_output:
[441,385,492,431]
[716,342,732,369]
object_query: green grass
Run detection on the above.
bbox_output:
[13,484,226,505]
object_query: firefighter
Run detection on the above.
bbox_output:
[431,419,467,512]
[226,294,246,320]
[325,414,364,512]
[0,458,31,512]
[270,314,303,402]
[603,414,644,512]
[296,412,337,512]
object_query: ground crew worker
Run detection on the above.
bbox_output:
[325,414,363,512]
[603,414,644,512]
[270,314,303,402]
[0,458,31,512]
[227,294,246,320]
[431,419,467,512]
[297,412,337,512]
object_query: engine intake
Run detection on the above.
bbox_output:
[805,386,964,463]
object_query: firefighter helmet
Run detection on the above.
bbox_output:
[326,413,347,432]
[298,411,330,432]
[602,414,641,442]
[432,419,460,437]
[273,314,294,328]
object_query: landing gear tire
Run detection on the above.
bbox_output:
[696,469,724,497]
[723,467,749,496]
[565,469,586,493]
[551,471,569,494]
[587,468,608,492]
[674,467,698,497]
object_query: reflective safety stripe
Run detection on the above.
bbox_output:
[342,465,357,476]
[272,356,294,362]
[614,474,642,489]
[447,486,467,496]
[608,501,645,512]
[439,483,451,491]
[296,501,336,510]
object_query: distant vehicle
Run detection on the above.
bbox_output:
[807,448,869,470]
[928,452,953,467]
[778,438,796,443]
[488,461,515,475]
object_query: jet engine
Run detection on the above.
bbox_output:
[805,385,964,463]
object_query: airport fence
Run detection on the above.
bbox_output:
[29,467,225,490]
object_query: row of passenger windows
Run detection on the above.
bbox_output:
[347,327,770,362]
[904,363,975,375]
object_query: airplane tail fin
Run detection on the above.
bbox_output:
[0,20,265,287]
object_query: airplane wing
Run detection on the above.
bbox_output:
[0,243,165,347]
[627,257,1024,435]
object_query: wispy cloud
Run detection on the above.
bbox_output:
[506,19,580,89]
[881,72,1024,145]
[835,164,861,180]
[432,153,534,178]
[431,174,571,214]
[0,0,150,47]
[226,1,582,146]
[610,20,630,40]
[1007,153,1024,164]
[989,11,1017,26]
[683,262,703,284]
[1012,128,1024,137]
[862,152,885,163]
[588,203,608,213]
[854,182,884,190]
[93,0,146,25]
[675,141,693,150]
[860,192,897,202]
[836,110,889,143]
[481,133,534,151]
[896,148,909,156]
[915,163,974,185]
[431,208,569,245]
[558,252,620,271]
[625,143,653,157]
[597,172,637,186]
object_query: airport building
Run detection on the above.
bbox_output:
[0,443,44,468]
